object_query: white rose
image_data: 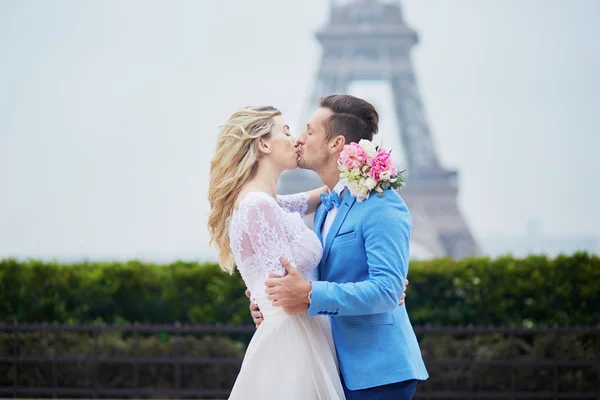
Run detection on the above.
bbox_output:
[361,187,371,201]
[364,176,377,190]
[357,187,369,200]
[347,180,369,201]
[357,179,370,195]
[346,180,359,193]
[359,139,378,158]
[379,170,391,181]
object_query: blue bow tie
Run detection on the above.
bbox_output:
[321,191,341,212]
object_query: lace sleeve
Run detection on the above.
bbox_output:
[244,196,296,277]
[276,192,310,216]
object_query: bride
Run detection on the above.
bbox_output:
[207,106,345,399]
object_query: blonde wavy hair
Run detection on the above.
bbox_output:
[208,106,282,273]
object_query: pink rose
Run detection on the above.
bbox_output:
[369,150,397,182]
[339,142,367,169]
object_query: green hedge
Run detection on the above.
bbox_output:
[1,252,598,326]
[0,260,250,325]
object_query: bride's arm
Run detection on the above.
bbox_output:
[277,185,328,216]
[244,196,307,316]
[304,185,329,214]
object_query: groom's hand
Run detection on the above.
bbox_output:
[264,257,312,308]
[283,303,309,315]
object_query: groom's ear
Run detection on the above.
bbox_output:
[329,134,346,154]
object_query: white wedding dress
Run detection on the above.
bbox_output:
[227,191,345,400]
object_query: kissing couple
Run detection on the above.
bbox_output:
[208,95,428,399]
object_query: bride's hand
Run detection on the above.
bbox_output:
[246,289,263,328]
[399,279,408,306]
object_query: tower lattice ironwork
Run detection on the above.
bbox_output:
[278,0,479,259]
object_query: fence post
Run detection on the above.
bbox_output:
[510,329,516,397]
[133,323,139,397]
[93,327,98,399]
[12,322,18,399]
[596,327,599,400]
[467,325,474,400]
[216,326,222,391]
[553,326,559,400]
[174,322,181,392]
[52,323,58,399]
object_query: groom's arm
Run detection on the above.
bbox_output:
[307,200,409,317]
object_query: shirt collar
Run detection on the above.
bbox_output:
[331,180,346,197]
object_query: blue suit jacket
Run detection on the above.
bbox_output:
[308,188,429,390]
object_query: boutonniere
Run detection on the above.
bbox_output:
[338,139,405,202]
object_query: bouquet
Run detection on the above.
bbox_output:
[338,139,405,202]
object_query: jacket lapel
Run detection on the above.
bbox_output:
[319,193,356,271]
[313,205,327,280]
[313,204,327,244]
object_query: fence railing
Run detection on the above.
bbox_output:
[0,323,598,399]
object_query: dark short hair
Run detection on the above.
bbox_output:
[319,94,379,143]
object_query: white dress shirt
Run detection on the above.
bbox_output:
[321,181,346,244]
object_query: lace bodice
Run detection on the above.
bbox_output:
[229,192,322,305]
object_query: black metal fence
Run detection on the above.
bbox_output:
[0,323,598,399]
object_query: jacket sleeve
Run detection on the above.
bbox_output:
[308,197,409,316]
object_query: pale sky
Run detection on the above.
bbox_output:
[1,0,599,261]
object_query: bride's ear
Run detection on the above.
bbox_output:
[257,138,271,155]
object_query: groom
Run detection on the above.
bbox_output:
[256,94,428,399]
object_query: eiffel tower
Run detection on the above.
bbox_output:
[278,0,479,259]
